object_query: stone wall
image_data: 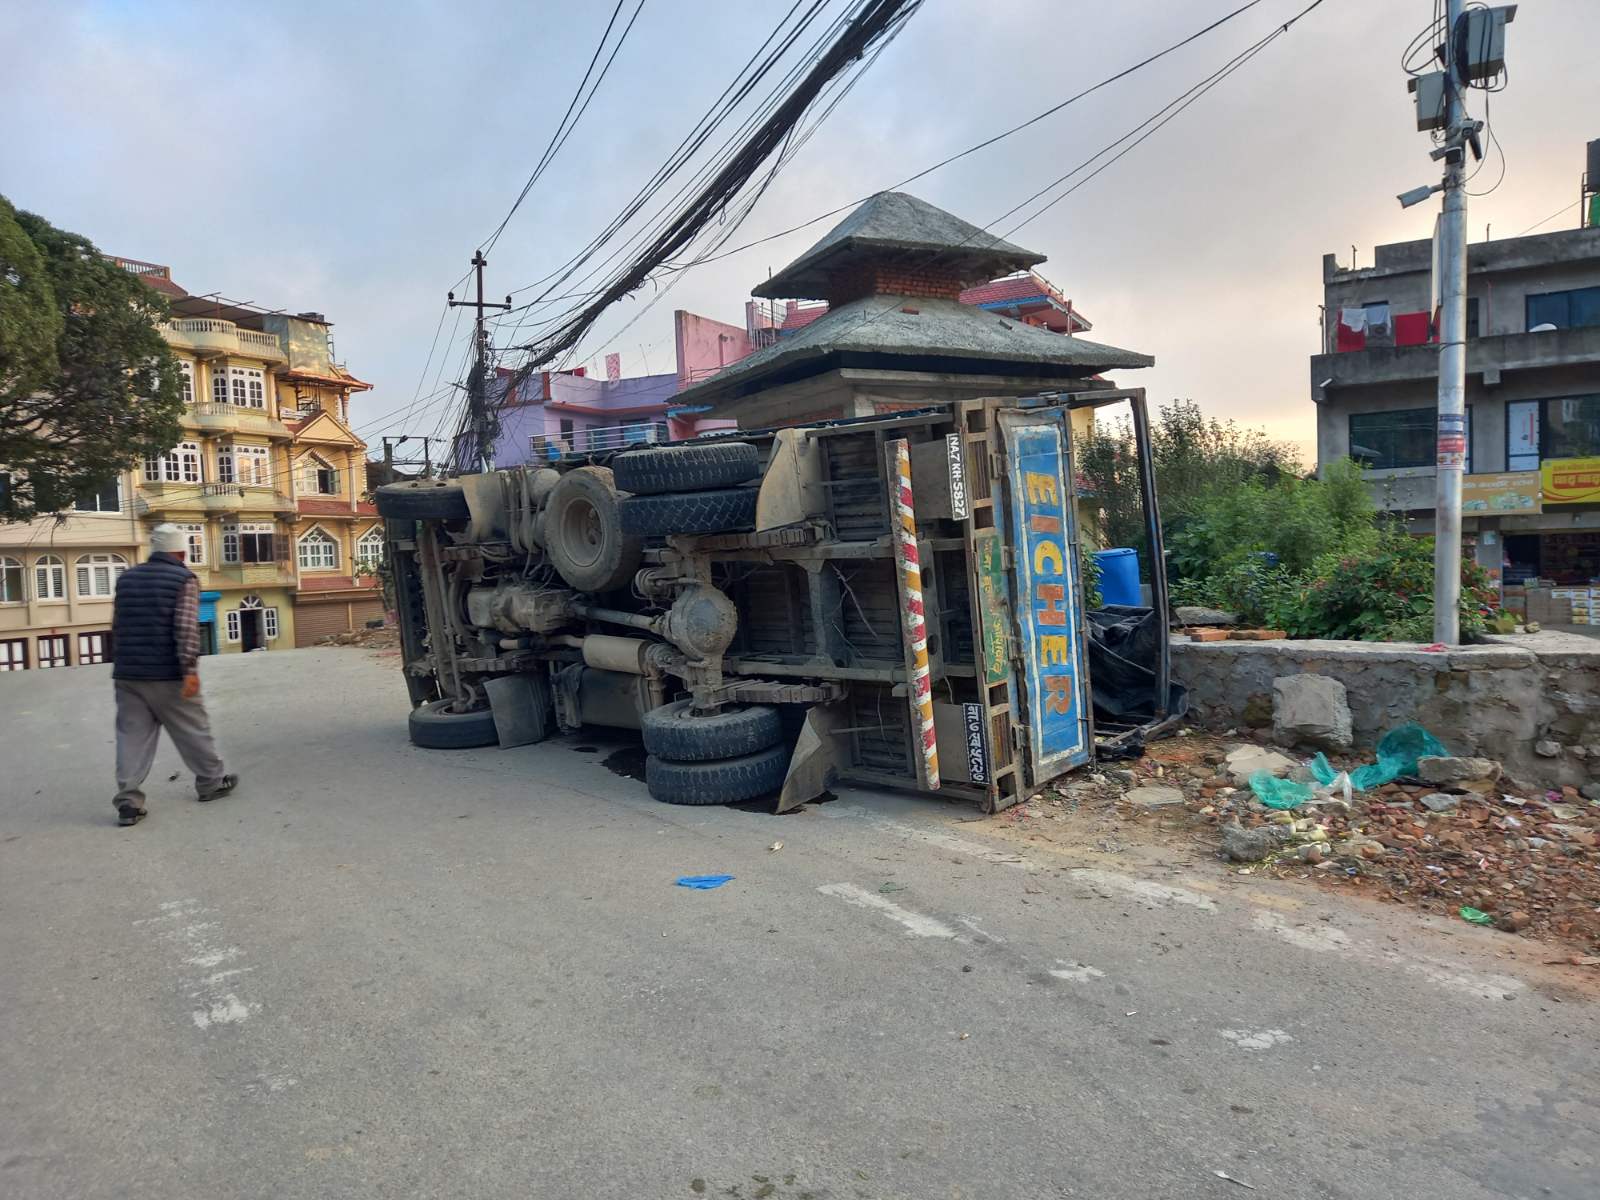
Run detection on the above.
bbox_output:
[1169,632,1600,788]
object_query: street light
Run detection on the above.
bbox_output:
[1398,183,1444,209]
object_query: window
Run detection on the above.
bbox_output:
[145,442,201,484]
[236,445,271,486]
[75,553,128,598]
[1466,297,1480,339]
[222,522,276,564]
[217,445,234,484]
[37,635,68,668]
[1505,395,1600,468]
[1526,286,1600,332]
[355,527,385,574]
[225,610,239,643]
[0,638,27,671]
[34,555,65,601]
[177,359,194,406]
[175,523,206,566]
[1348,408,1435,469]
[297,527,339,570]
[212,362,230,406]
[0,556,22,603]
[75,478,121,513]
[264,607,279,640]
[229,366,266,409]
[1544,395,1600,460]
[76,631,110,664]
[301,455,339,495]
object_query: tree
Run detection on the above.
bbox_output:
[0,197,182,521]
[1076,399,1300,556]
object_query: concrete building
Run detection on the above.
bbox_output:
[0,258,382,671]
[1311,217,1600,596]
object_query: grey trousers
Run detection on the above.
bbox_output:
[113,679,227,808]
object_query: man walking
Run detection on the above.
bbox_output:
[110,523,237,826]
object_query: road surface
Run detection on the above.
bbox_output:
[2,648,1596,1199]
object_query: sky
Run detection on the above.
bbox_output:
[4,0,1598,466]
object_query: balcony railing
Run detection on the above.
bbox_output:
[531,421,671,458]
[161,318,286,362]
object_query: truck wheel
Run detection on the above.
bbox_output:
[375,479,470,521]
[645,744,791,806]
[619,488,758,537]
[408,699,498,749]
[641,699,782,762]
[612,442,760,496]
[546,467,643,593]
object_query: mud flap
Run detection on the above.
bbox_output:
[484,672,554,748]
[776,702,845,813]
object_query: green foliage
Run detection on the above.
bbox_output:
[1166,457,1378,580]
[1080,544,1103,610]
[1076,399,1300,555]
[0,198,182,522]
[1298,525,1498,642]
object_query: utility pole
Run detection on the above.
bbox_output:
[1399,1,1514,643]
[1432,0,1470,646]
[448,251,512,474]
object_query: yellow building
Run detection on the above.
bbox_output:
[0,258,383,672]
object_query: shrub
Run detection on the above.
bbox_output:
[1298,526,1498,642]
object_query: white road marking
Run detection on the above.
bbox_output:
[1069,869,1218,912]
[1220,1028,1294,1050]
[1252,911,1524,1000]
[1049,960,1105,982]
[956,916,1006,943]
[820,805,1038,871]
[818,883,958,939]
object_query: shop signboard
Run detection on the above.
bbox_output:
[1541,457,1600,506]
[1461,471,1541,514]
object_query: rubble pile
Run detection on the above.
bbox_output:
[1111,732,1600,954]
[317,623,399,650]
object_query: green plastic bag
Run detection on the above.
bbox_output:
[1249,770,1314,810]
[1459,906,1494,926]
[1310,723,1448,793]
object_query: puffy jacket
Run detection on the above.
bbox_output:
[111,553,194,681]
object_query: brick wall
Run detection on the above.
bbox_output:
[827,261,965,306]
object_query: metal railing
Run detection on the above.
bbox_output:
[530,421,671,457]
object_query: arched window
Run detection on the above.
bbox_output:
[34,555,66,601]
[355,527,385,573]
[75,553,128,598]
[297,527,339,570]
[0,557,22,603]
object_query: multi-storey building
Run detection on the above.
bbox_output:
[1310,196,1600,601]
[0,258,383,670]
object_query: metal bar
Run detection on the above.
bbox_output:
[415,523,461,701]
[1129,392,1170,719]
[886,437,939,790]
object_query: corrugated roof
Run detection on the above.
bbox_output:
[753,192,1043,300]
[676,293,1150,407]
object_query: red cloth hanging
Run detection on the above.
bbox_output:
[1334,320,1366,352]
[1393,311,1431,346]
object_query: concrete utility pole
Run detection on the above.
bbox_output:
[1432,0,1470,645]
[1401,0,1512,642]
[449,252,512,474]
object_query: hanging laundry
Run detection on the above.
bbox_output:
[1394,311,1431,346]
[1339,306,1368,333]
[1364,302,1391,333]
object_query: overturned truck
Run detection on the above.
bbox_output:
[376,388,1172,812]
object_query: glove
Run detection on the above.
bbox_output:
[181,673,200,700]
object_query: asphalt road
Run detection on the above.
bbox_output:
[2,648,1597,1200]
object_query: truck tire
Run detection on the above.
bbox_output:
[612,442,760,496]
[641,699,782,762]
[645,744,791,806]
[545,467,642,593]
[375,479,470,521]
[408,699,498,749]
[619,488,758,537]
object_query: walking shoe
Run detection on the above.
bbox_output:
[198,774,238,803]
[117,803,147,827]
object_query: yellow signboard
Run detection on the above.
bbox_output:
[1461,471,1541,514]
[1542,457,1600,506]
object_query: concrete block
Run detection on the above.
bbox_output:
[1272,674,1353,751]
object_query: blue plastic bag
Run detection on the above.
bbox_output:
[676,874,734,890]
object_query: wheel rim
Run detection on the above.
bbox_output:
[562,497,603,568]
